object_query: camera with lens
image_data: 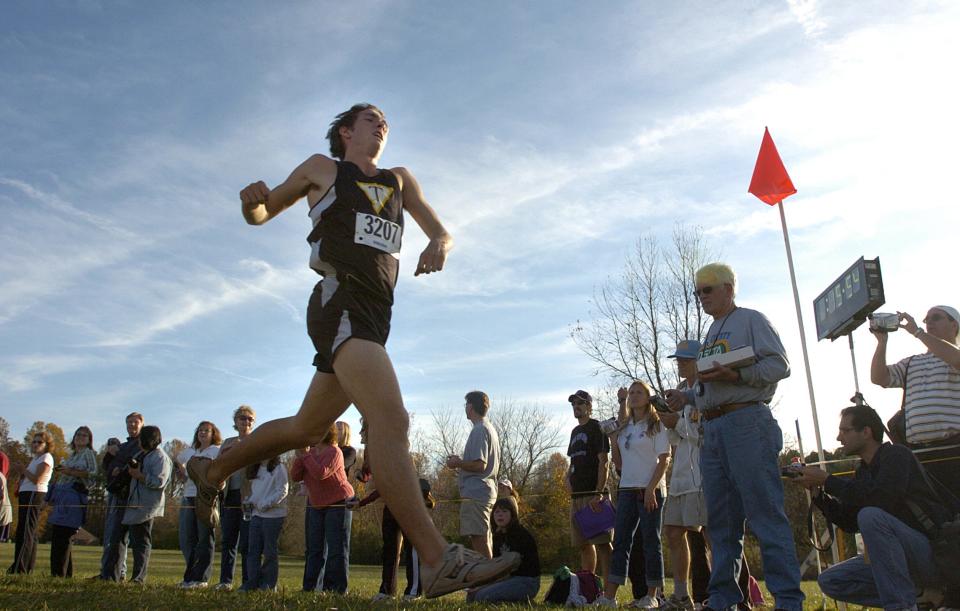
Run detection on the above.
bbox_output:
[780,461,805,478]
[128,458,139,470]
[650,394,671,413]
[869,312,899,333]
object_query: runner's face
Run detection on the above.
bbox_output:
[197,425,213,446]
[235,413,254,435]
[571,398,589,419]
[837,415,867,455]
[345,109,389,155]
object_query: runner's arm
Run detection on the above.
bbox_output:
[241,154,337,225]
[393,166,453,276]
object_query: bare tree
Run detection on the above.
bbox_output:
[424,398,563,495]
[489,399,563,494]
[572,223,715,395]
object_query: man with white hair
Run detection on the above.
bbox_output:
[871,304,960,498]
[666,263,803,611]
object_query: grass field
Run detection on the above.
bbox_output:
[0,543,838,609]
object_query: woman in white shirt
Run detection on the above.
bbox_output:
[7,431,54,574]
[596,381,671,609]
[241,455,288,591]
[176,421,222,588]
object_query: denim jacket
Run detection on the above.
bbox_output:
[122,448,172,525]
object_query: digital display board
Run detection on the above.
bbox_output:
[813,257,885,341]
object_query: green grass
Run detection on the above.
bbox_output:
[0,543,837,609]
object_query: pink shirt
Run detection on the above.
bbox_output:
[291,445,354,509]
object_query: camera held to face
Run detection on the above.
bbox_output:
[869,312,899,333]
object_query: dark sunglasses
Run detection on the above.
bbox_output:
[571,399,587,406]
[924,313,950,324]
[693,286,716,297]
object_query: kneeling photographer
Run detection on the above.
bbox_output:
[792,404,955,609]
[870,305,960,496]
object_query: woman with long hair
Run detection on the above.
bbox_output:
[596,380,671,608]
[242,455,288,591]
[7,431,54,574]
[466,496,541,603]
[335,421,357,480]
[291,423,354,593]
[47,426,97,577]
[214,405,256,591]
[177,421,222,588]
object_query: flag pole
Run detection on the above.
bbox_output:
[777,200,842,572]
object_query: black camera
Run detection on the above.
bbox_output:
[129,458,139,470]
[650,395,671,413]
[780,462,804,478]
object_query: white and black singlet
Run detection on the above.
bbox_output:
[305,161,405,372]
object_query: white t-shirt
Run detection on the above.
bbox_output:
[177,445,221,498]
[19,453,54,494]
[617,419,670,492]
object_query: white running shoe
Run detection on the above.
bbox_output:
[421,543,520,599]
[402,593,422,602]
[370,592,393,602]
[213,582,233,591]
[594,595,618,607]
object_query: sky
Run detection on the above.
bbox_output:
[2,0,958,461]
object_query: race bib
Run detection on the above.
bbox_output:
[354,212,402,256]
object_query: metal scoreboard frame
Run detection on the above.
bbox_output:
[813,257,885,341]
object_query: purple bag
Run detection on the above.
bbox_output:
[573,498,615,539]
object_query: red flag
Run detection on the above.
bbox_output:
[748,127,796,206]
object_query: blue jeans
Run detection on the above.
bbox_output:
[219,489,249,586]
[180,497,215,583]
[609,488,664,587]
[819,507,940,611]
[99,493,127,580]
[302,503,353,592]
[244,516,284,591]
[701,404,804,611]
[467,575,540,602]
[105,519,153,583]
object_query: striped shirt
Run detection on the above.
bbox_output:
[888,353,960,444]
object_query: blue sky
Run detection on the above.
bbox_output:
[2,1,957,459]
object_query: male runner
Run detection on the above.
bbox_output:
[188,103,519,597]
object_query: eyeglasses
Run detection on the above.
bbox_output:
[924,313,949,324]
[571,400,586,406]
[837,426,861,433]
[693,286,716,297]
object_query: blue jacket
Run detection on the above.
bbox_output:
[122,448,172,525]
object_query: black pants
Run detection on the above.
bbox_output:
[919,444,960,502]
[50,524,78,577]
[686,530,754,607]
[8,491,41,574]
[378,506,421,596]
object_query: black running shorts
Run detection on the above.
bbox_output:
[306,275,392,373]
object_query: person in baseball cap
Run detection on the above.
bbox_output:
[668,340,702,360]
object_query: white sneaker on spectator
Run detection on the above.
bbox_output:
[213,582,232,591]
[187,581,208,589]
[631,594,660,609]
[177,581,194,589]
[370,592,393,602]
[421,543,520,598]
[661,594,694,610]
[594,595,618,607]
[402,593,422,602]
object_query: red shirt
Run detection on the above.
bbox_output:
[291,445,354,509]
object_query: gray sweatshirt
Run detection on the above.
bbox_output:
[691,306,790,410]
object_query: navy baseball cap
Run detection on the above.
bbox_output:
[668,340,701,359]
[568,390,593,404]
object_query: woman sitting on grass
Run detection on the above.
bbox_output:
[466,496,541,603]
[242,454,288,591]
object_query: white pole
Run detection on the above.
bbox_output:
[777,201,843,574]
